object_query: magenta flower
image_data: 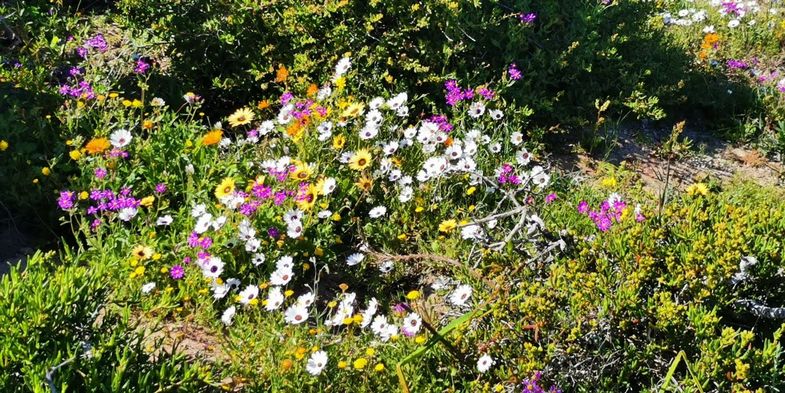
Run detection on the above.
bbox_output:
[577,200,589,214]
[545,193,557,204]
[94,167,107,179]
[518,12,537,24]
[155,183,167,194]
[134,58,151,74]
[58,191,76,210]
[508,63,522,81]
[170,265,185,280]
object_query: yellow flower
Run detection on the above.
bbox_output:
[132,99,143,108]
[335,76,346,91]
[84,138,110,155]
[79,191,89,200]
[142,120,154,130]
[374,363,385,372]
[69,150,82,160]
[355,174,373,192]
[41,167,51,176]
[415,335,427,344]
[140,196,155,207]
[134,265,145,276]
[349,149,372,171]
[337,360,348,369]
[332,134,346,150]
[132,245,154,260]
[296,184,319,211]
[342,102,365,118]
[439,219,457,233]
[353,358,368,370]
[290,162,313,181]
[686,183,709,196]
[331,212,342,222]
[466,186,476,196]
[227,108,255,128]
[600,176,617,188]
[0,140,8,151]
[365,348,375,357]
[405,290,421,300]
[215,177,236,199]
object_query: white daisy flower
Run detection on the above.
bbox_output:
[269,267,294,286]
[297,292,316,307]
[251,253,265,266]
[118,207,138,222]
[398,186,414,203]
[141,282,156,294]
[402,313,422,336]
[360,298,378,328]
[202,257,224,278]
[110,128,133,148]
[510,132,524,146]
[238,285,259,305]
[334,57,352,79]
[245,238,261,252]
[368,206,387,219]
[221,306,236,326]
[306,350,328,376]
[316,85,332,101]
[386,92,408,110]
[284,303,309,324]
[156,215,173,226]
[476,354,495,373]
[322,178,337,194]
[265,287,284,311]
[489,109,504,120]
[276,256,294,271]
[468,102,486,118]
[449,284,473,306]
[346,253,365,266]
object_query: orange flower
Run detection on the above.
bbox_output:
[202,130,223,146]
[275,64,289,83]
[306,83,319,97]
[84,138,110,155]
[257,100,270,110]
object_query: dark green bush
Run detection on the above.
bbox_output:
[117,0,696,126]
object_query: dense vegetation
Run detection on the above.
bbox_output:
[1,1,784,392]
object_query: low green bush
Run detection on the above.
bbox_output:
[0,251,212,392]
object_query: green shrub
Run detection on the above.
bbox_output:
[0,251,212,392]
[116,0,697,128]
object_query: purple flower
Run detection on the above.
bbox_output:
[84,34,108,52]
[76,46,88,58]
[280,91,294,105]
[392,303,407,314]
[134,58,151,74]
[726,59,748,71]
[577,200,589,214]
[508,63,522,81]
[267,227,280,239]
[170,265,185,280]
[518,12,537,24]
[478,87,495,100]
[545,193,557,204]
[58,191,76,210]
[155,183,167,194]
[90,218,102,231]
